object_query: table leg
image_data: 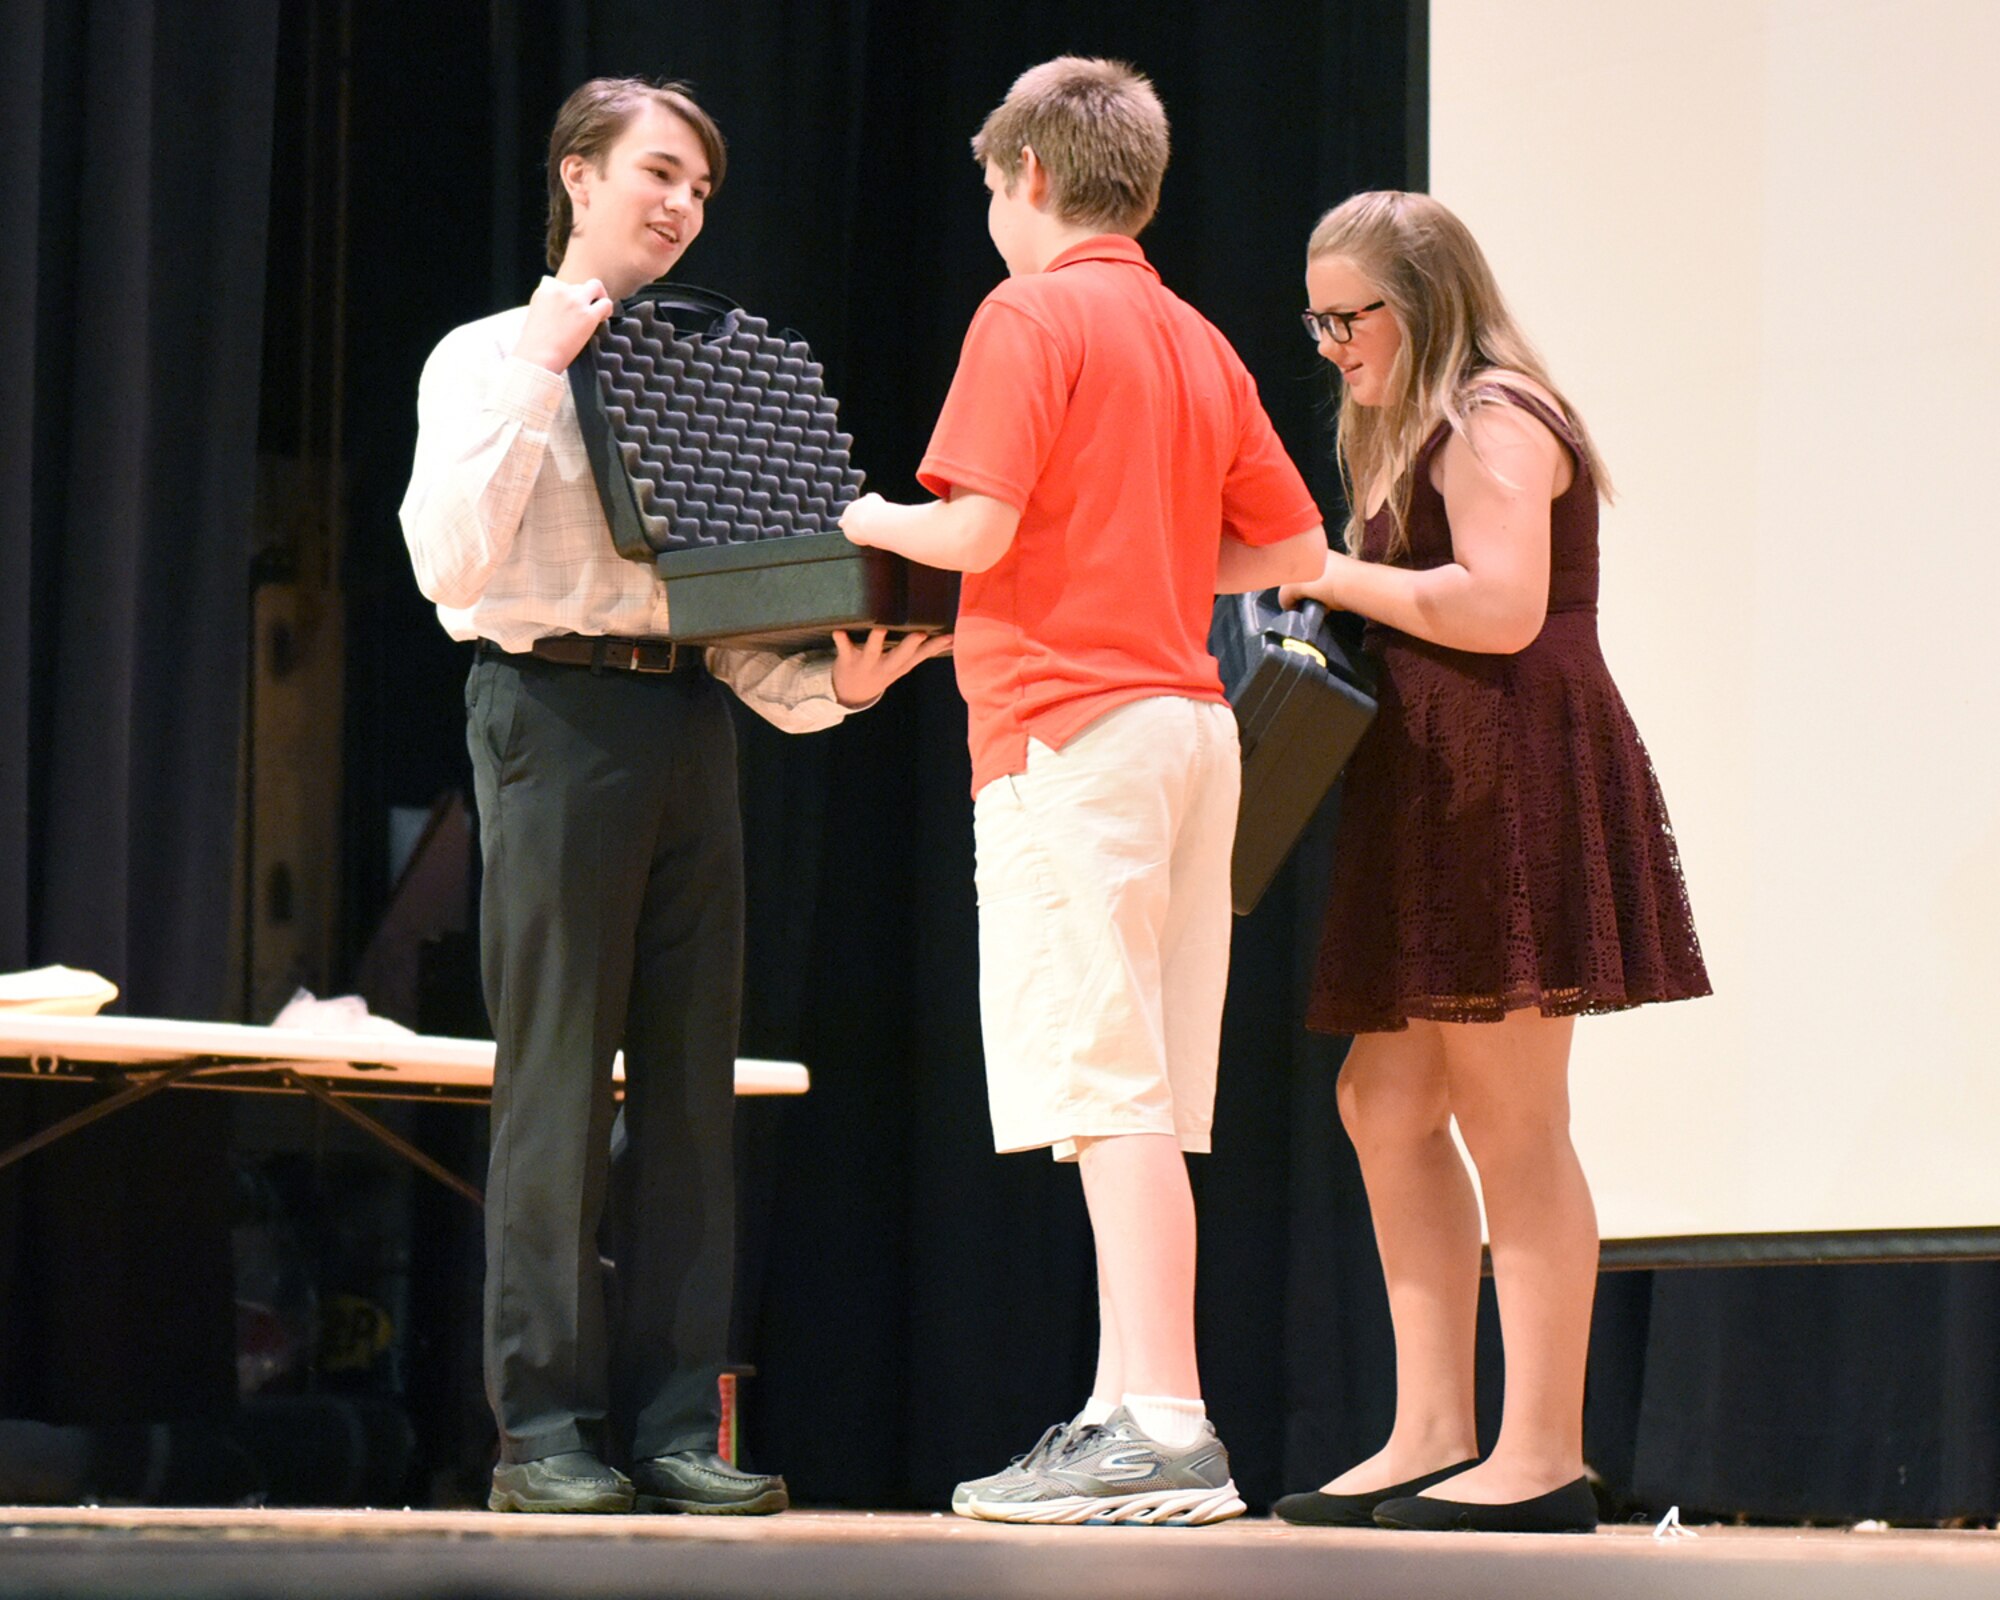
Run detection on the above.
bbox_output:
[0,1061,210,1177]
[278,1069,485,1209]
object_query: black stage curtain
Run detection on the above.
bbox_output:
[0,0,280,1424]
[5,0,1994,1521]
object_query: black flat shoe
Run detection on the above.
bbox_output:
[630,1450,789,1515]
[1372,1474,1597,1533]
[1272,1459,1481,1527]
[488,1451,635,1513]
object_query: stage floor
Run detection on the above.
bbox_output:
[2,1506,1996,1599]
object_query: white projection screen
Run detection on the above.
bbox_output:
[1426,1,2000,1262]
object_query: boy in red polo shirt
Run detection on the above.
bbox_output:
[840,57,1324,1524]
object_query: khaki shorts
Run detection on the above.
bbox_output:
[972,696,1240,1159]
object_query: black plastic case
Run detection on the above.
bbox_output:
[1210,591,1378,914]
[568,283,956,649]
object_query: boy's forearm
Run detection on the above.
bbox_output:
[851,499,973,567]
[1216,526,1328,593]
[840,490,1020,572]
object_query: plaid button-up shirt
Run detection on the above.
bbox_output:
[400,299,849,732]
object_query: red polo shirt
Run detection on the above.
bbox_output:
[918,235,1321,796]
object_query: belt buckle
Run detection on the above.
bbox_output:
[625,640,678,674]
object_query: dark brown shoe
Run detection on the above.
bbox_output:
[630,1451,788,1515]
[488,1451,635,1513]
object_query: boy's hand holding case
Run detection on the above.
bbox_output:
[1210,590,1377,914]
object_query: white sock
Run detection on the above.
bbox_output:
[1123,1392,1207,1449]
[1076,1396,1117,1427]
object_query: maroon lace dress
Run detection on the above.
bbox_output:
[1307,388,1711,1034]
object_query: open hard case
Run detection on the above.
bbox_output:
[1210,591,1378,915]
[568,283,958,649]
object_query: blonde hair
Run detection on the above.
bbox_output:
[971,57,1169,236]
[1306,190,1612,561]
[546,78,727,270]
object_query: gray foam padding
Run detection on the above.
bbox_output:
[590,304,868,554]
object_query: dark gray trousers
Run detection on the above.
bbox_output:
[466,650,743,1465]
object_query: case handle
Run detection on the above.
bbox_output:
[1264,594,1329,666]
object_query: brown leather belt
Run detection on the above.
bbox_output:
[482,636,701,675]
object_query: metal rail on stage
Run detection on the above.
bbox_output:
[1595,1228,2000,1271]
[0,1013,808,1209]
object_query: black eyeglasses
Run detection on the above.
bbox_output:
[1301,301,1385,345]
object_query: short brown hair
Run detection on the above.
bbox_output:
[971,57,1169,236]
[545,78,727,269]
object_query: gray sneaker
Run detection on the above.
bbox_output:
[951,1419,1074,1517]
[964,1407,1245,1526]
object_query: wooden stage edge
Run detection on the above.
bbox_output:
[4,1507,1999,1600]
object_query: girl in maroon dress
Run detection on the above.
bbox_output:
[1272,192,1708,1534]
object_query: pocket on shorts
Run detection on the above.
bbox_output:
[973,776,1071,1143]
[973,775,1060,910]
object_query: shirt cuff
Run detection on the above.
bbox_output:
[706,645,855,734]
[1225,510,1328,548]
[915,456,1029,508]
[797,651,880,716]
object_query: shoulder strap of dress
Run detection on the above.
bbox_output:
[1472,383,1582,456]
[1413,414,1456,465]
